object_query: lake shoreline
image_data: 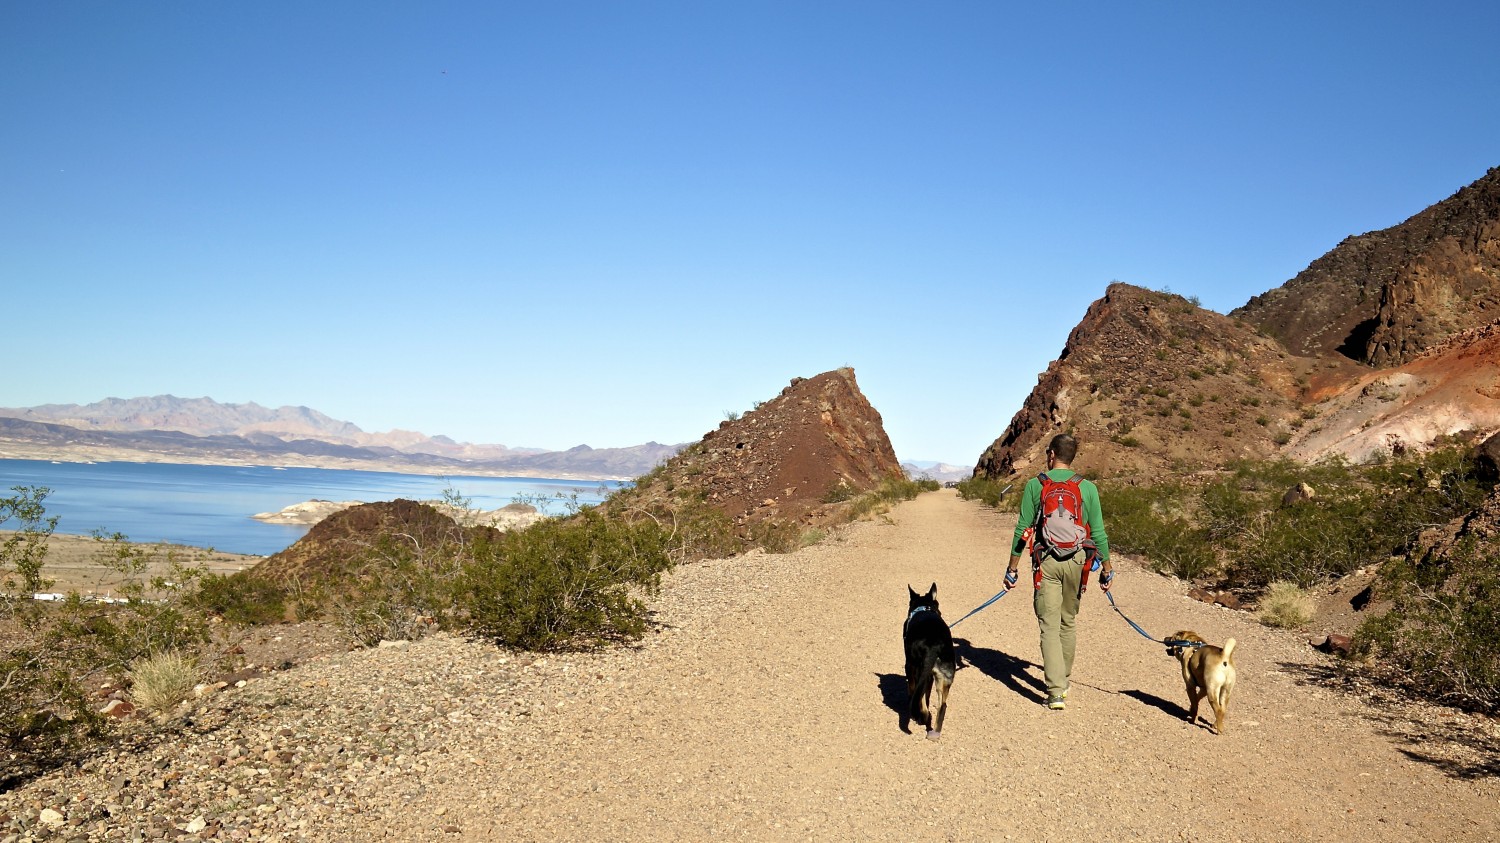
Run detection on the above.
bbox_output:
[0,444,636,482]
[1,459,619,557]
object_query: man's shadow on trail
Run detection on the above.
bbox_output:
[875,639,1048,734]
[955,638,1047,705]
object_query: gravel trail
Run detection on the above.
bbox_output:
[4,490,1497,841]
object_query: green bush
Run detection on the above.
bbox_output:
[955,476,1014,508]
[750,518,801,554]
[190,571,288,625]
[1108,483,1216,580]
[839,474,933,521]
[2,494,212,780]
[1357,537,1500,711]
[458,508,674,650]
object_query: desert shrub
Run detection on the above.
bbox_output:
[822,481,857,504]
[800,528,827,547]
[1357,538,1500,711]
[129,650,198,716]
[1107,483,1216,580]
[2,496,212,782]
[839,474,933,521]
[1257,581,1314,628]
[2,485,56,595]
[750,518,801,554]
[955,476,1014,508]
[458,508,674,650]
[604,482,740,563]
[190,571,287,625]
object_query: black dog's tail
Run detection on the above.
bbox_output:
[910,647,950,718]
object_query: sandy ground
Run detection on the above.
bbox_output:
[3,490,1497,841]
[379,489,1497,842]
[1,532,258,597]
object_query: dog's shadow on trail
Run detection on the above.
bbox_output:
[875,673,917,733]
[1120,689,1192,723]
[878,640,1050,733]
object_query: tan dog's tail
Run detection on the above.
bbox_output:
[1222,638,1237,664]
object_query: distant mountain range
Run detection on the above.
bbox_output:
[900,462,973,483]
[0,396,684,480]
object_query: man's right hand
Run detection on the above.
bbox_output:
[1004,568,1019,590]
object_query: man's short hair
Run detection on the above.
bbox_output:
[1048,433,1079,464]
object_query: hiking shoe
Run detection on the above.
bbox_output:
[1046,695,1066,711]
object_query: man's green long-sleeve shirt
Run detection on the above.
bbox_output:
[1010,469,1110,561]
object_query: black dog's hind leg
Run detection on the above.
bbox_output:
[907,666,932,727]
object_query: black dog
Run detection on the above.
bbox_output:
[904,583,957,741]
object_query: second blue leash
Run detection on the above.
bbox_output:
[1105,589,1204,649]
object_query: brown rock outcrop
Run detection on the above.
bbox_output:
[1234,167,1500,366]
[628,368,902,531]
[973,283,1346,479]
[251,499,482,588]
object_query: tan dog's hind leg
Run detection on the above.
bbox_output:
[1210,639,1238,735]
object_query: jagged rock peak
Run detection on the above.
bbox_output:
[974,283,1342,480]
[1233,166,1500,367]
[635,368,902,529]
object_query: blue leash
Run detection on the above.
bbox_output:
[1105,590,1204,649]
[947,588,1011,629]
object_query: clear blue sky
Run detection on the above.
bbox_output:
[4,2,1497,465]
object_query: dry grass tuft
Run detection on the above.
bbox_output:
[1258,581,1314,628]
[129,650,198,715]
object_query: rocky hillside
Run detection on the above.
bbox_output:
[1286,321,1500,462]
[623,368,903,531]
[251,499,482,593]
[974,283,1367,479]
[978,167,1500,480]
[1234,167,1500,366]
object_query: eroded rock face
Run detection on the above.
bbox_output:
[973,283,1331,480]
[628,368,902,530]
[1234,167,1500,366]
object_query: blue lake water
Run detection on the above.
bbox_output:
[0,459,623,556]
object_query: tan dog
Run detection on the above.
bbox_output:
[1166,631,1237,734]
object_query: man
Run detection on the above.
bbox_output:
[1004,433,1112,710]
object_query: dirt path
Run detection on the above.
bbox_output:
[5,490,1497,841]
[377,490,1499,841]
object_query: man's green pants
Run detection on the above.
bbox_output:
[1034,551,1085,698]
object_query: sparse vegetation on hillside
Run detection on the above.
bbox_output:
[1358,535,1500,711]
[2,486,213,784]
[1102,449,1489,588]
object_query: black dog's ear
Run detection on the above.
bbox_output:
[908,585,919,600]
[927,583,938,598]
